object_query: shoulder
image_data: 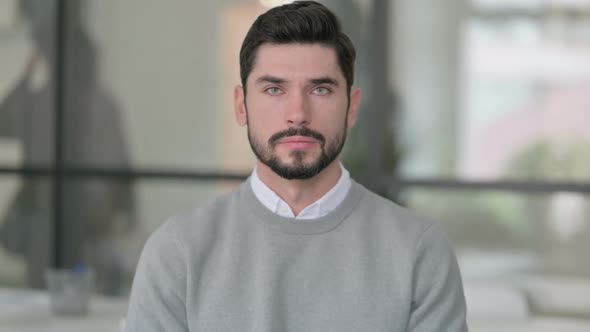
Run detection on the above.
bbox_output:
[147,186,242,254]
[354,182,435,236]
[133,185,243,274]
[349,182,456,259]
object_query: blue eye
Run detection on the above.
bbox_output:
[313,87,330,95]
[265,87,282,95]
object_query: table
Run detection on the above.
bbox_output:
[0,288,128,332]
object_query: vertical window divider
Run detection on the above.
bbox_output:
[52,0,68,269]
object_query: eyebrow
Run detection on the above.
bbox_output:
[254,75,340,86]
[310,77,339,86]
[255,75,286,85]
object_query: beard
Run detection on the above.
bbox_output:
[248,124,347,180]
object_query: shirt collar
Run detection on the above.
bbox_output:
[250,163,351,220]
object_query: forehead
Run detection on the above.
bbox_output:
[248,43,344,84]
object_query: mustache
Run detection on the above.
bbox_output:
[269,127,325,146]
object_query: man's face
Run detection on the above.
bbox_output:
[235,43,361,180]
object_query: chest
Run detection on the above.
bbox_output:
[185,228,413,332]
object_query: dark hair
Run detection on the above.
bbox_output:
[239,1,356,94]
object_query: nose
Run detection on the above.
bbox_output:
[285,92,310,127]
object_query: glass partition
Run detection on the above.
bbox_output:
[393,0,590,182]
[0,175,52,289]
[0,0,56,168]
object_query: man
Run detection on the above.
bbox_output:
[126,2,467,331]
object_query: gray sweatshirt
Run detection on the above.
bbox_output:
[126,179,468,331]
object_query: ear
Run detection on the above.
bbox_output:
[346,87,362,128]
[234,85,247,127]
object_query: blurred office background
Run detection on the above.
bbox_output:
[0,0,589,330]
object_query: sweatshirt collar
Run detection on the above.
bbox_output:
[250,163,351,220]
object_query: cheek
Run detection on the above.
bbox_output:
[247,115,275,142]
[246,103,283,133]
[313,104,348,133]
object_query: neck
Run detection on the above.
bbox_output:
[256,160,342,216]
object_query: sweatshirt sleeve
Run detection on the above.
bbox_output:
[407,222,468,332]
[126,219,188,332]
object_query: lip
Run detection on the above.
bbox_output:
[278,136,318,144]
[277,136,319,149]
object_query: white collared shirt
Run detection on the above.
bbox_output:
[250,163,351,220]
